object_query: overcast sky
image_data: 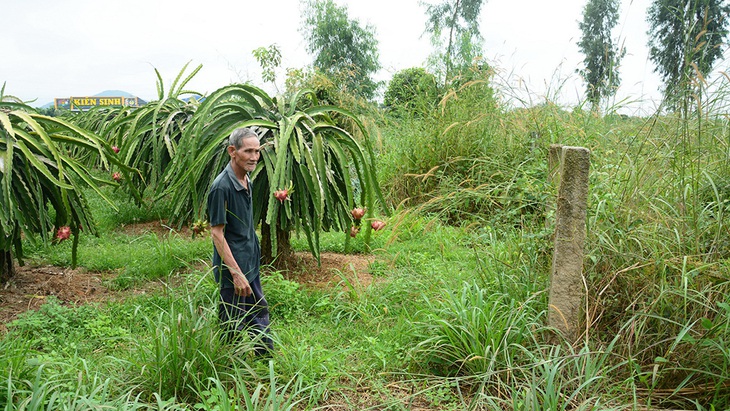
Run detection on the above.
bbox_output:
[2,0,728,115]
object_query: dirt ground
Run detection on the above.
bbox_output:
[0,221,376,331]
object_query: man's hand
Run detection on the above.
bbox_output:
[232,270,252,297]
[211,224,253,297]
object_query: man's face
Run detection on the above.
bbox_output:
[229,136,261,173]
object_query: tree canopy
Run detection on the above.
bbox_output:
[422,0,487,82]
[577,0,625,108]
[301,0,382,100]
[647,0,730,106]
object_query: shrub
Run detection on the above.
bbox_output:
[383,67,439,115]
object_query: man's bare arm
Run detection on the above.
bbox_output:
[210,224,252,297]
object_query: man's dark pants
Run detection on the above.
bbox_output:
[218,275,273,354]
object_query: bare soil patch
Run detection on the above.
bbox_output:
[283,251,376,290]
[0,265,173,332]
[116,220,194,238]
[0,265,107,331]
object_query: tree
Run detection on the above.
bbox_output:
[647,0,730,107]
[300,0,381,100]
[252,44,282,90]
[0,101,137,283]
[577,0,625,108]
[422,0,487,83]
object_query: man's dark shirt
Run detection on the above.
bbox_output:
[208,163,261,288]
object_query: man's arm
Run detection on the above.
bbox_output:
[210,224,252,297]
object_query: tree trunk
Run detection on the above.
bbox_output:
[260,223,294,270]
[0,249,15,285]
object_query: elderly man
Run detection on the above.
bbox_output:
[208,127,273,354]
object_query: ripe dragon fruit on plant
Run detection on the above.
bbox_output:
[371,220,386,231]
[274,189,289,203]
[351,207,366,222]
[274,181,295,203]
[56,226,71,241]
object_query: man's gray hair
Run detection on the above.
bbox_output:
[229,128,259,149]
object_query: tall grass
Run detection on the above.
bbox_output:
[124,283,259,402]
[412,280,544,376]
[373,62,730,409]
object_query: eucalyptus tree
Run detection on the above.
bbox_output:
[422,0,487,83]
[577,0,625,109]
[647,0,730,108]
[300,0,381,100]
[163,84,385,267]
[0,101,138,282]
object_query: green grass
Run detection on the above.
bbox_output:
[24,228,210,290]
[5,203,730,409]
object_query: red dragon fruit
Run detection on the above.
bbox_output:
[56,226,71,241]
[371,220,386,231]
[274,189,289,203]
[351,207,366,221]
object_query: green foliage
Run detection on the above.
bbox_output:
[0,83,23,104]
[252,44,282,87]
[422,0,486,82]
[0,100,138,273]
[193,365,306,411]
[79,63,203,195]
[164,84,385,263]
[2,364,142,410]
[0,336,34,407]
[261,271,315,322]
[130,289,257,403]
[28,231,209,289]
[383,67,439,115]
[83,183,173,233]
[412,280,544,376]
[283,68,378,124]
[585,259,730,408]
[300,0,381,99]
[379,69,547,228]
[577,0,625,108]
[477,344,622,411]
[647,0,730,107]
[6,297,129,353]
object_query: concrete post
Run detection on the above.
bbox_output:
[548,146,590,343]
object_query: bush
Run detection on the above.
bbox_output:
[6,297,129,353]
[383,67,439,115]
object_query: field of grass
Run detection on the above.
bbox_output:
[2,72,730,410]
